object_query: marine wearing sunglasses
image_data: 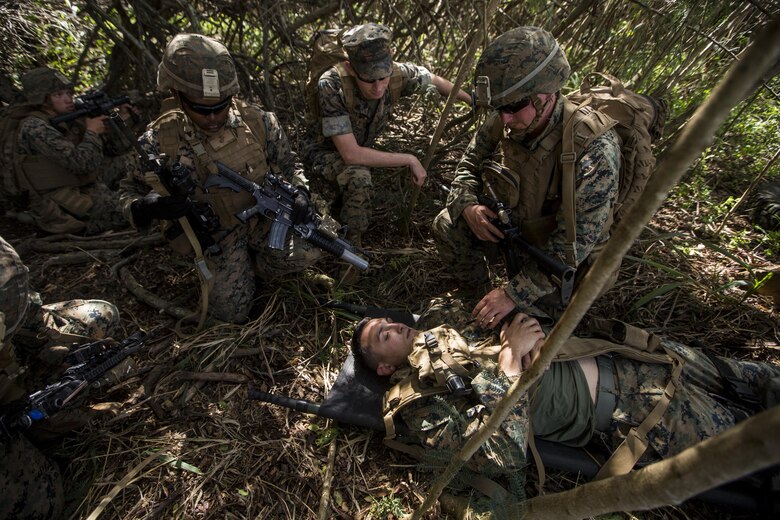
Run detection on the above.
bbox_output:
[179,94,234,134]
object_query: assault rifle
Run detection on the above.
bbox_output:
[0,331,146,438]
[49,89,135,154]
[480,162,576,305]
[205,161,369,271]
[49,89,131,127]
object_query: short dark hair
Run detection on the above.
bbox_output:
[350,317,378,370]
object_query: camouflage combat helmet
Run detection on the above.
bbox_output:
[157,33,239,100]
[21,67,73,105]
[0,237,30,341]
[474,26,570,109]
[341,23,393,81]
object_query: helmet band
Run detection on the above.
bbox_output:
[491,41,560,105]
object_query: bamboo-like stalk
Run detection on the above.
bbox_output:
[411,14,780,520]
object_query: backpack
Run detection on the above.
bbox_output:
[0,103,38,208]
[559,73,668,261]
[304,29,404,126]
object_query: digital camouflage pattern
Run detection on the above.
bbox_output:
[0,434,64,520]
[608,340,780,459]
[1,235,120,520]
[474,26,570,108]
[300,62,431,235]
[157,33,239,100]
[341,23,394,81]
[14,114,127,234]
[434,96,620,318]
[120,103,318,323]
[21,67,72,105]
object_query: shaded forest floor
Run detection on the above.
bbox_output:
[1,94,777,520]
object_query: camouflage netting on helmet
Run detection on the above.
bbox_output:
[20,67,73,105]
[157,33,239,100]
[474,26,570,108]
[411,395,527,519]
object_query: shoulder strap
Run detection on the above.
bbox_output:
[593,349,684,479]
[559,96,618,267]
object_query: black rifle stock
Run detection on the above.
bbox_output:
[0,331,146,437]
[206,161,369,270]
[481,165,576,305]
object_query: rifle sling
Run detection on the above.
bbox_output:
[144,172,213,335]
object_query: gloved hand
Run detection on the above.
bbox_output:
[130,193,191,228]
[290,188,311,225]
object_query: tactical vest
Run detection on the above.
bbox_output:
[332,62,404,123]
[485,101,617,249]
[153,97,269,230]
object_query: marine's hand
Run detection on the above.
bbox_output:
[130,193,190,228]
[85,115,108,134]
[472,287,515,329]
[498,314,546,377]
[462,204,505,242]
[408,156,427,187]
[291,188,311,225]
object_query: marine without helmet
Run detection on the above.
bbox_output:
[21,67,73,105]
[474,26,570,109]
[157,33,239,100]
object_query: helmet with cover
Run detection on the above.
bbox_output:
[21,67,73,105]
[157,33,239,100]
[474,26,570,109]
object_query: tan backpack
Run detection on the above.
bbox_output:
[559,73,668,261]
[0,104,39,208]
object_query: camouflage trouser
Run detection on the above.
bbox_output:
[312,151,373,236]
[206,224,321,323]
[432,208,496,286]
[607,341,780,459]
[0,434,63,520]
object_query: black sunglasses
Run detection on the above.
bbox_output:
[355,73,390,84]
[181,95,233,116]
[497,96,532,114]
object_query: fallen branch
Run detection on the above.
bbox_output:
[31,233,164,253]
[318,433,338,520]
[175,371,249,384]
[118,266,193,320]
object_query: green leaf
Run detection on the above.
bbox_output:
[157,454,204,475]
[628,282,682,313]
[237,489,249,497]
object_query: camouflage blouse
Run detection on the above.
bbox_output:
[301,62,431,163]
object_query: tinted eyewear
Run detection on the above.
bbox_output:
[182,95,233,115]
[355,73,390,84]
[497,96,532,114]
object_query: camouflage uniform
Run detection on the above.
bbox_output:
[432,27,621,319]
[119,34,320,324]
[397,303,780,507]
[10,67,127,235]
[0,235,120,520]
[300,24,433,238]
